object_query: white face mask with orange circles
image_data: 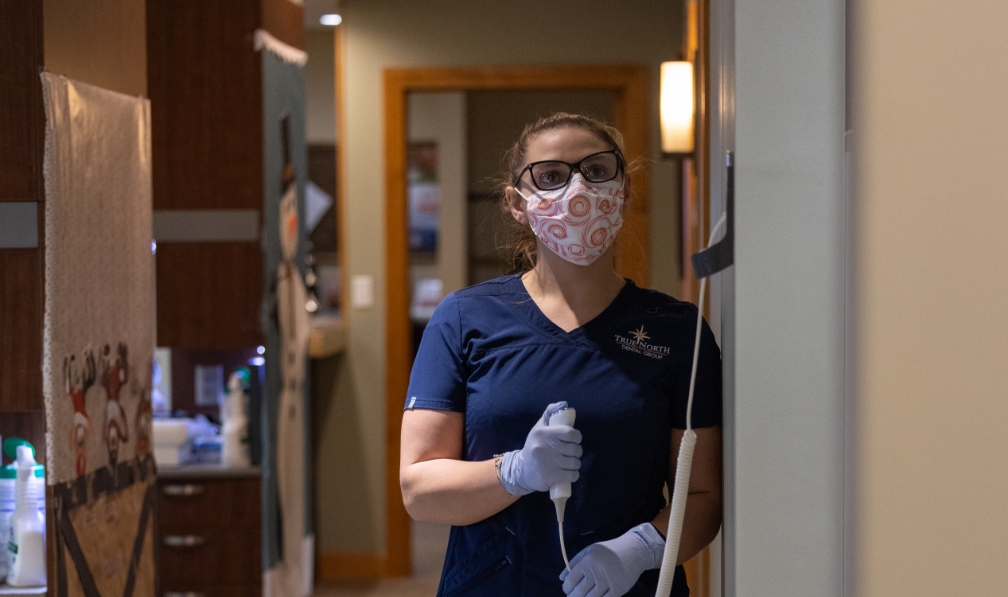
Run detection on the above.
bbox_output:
[516,173,626,266]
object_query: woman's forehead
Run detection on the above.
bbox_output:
[525,127,611,163]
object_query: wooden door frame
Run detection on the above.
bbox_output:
[383,65,650,576]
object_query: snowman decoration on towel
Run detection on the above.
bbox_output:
[275,151,310,597]
[64,348,97,477]
[102,343,130,468]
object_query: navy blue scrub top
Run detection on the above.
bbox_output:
[405,275,722,597]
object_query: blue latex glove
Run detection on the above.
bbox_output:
[498,401,582,496]
[560,523,666,597]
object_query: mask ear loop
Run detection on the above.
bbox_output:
[513,185,534,203]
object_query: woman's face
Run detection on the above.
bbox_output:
[507,126,627,226]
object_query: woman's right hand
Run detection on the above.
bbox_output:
[498,402,583,496]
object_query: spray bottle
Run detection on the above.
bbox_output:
[2,440,44,517]
[221,370,251,468]
[6,445,45,587]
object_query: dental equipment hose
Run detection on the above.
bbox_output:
[549,407,577,571]
[557,503,571,570]
[654,213,727,597]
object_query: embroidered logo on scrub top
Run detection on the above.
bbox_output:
[615,326,671,360]
[630,326,649,341]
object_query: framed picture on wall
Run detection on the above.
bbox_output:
[408,141,440,253]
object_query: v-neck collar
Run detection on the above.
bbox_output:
[509,274,636,345]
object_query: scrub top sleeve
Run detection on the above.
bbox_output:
[672,315,724,429]
[404,293,467,413]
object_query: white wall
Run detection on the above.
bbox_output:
[852,2,1008,595]
[721,0,847,594]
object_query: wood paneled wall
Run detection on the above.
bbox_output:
[154,243,264,348]
[0,249,44,411]
[261,0,304,51]
[0,0,44,203]
[146,0,302,349]
[146,0,265,212]
[1,0,45,413]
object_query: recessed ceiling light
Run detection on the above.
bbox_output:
[320,13,342,26]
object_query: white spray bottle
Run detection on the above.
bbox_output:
[548,406,577,571]
[6,445,45,587]
[221,371,251,468]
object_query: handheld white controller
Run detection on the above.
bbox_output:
[548,406,577,570]
[548,407,577,508]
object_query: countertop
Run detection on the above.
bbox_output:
[157,463,261,479]
[308,314,346,359]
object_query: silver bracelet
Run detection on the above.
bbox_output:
[493,453,505,484]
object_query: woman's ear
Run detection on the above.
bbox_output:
[620,173,633,215]
[506,186,529,226]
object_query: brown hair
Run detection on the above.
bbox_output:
[499,112,633,273]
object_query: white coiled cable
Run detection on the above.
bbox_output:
[654,213,727,597]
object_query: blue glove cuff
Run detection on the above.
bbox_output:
[497,449,532,496]
[631,522,667,570]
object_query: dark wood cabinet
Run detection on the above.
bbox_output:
[156,471,262,597]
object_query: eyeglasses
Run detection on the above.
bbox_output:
[513,150,625,191]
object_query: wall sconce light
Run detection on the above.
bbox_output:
[660,61,695,155]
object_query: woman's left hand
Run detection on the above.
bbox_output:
[559,523,665,597]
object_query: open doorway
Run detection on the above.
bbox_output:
[384,65,651,577]
[404,88,621,577]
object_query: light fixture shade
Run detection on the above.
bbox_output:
[660,61,695,154]
[320,13,342,26]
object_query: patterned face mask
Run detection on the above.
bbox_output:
[516,174,625,266]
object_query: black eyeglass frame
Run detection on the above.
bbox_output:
[512,149,626,191]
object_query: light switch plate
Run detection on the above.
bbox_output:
[351,275,374,309]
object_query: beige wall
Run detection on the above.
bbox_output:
[305,29,337,145]
[852,2,1008,595]
[317,0,684,554]
[43,0,147,96]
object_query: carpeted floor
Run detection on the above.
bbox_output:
[313,521,449,597]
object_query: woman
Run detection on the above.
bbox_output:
[401,113,722,597]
